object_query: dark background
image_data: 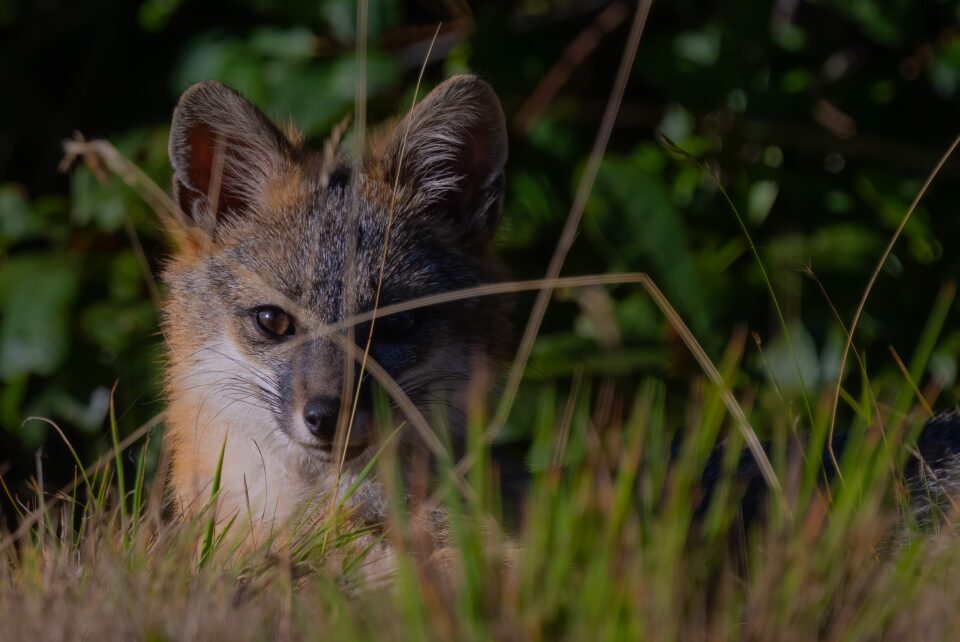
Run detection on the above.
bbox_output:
[3,0,960,517]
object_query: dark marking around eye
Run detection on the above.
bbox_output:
[326,165,351,191]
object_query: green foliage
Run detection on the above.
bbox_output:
[0,2,958,459]
[5,9,960,633]
[0,255,78,379]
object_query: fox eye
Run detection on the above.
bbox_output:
[374,311,417,342]
[254,306,295,338]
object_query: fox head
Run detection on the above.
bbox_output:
[161,76,511,527]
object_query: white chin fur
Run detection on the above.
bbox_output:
[171,337,385,533]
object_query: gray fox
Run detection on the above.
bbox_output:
[161,74,960,562]
[162,75,512,549]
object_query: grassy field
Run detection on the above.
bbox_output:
[3,305,960,640]
[8,3,960,640]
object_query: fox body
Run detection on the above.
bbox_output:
[695,413,960,529]
[161,76,511,541]
[161,75,960,567]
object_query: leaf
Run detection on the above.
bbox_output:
[81,301,155,355]
[673,27,721,67]
[0,256,79,379]
[0,184,36,245]
[759,322,821,393]
[269,54,401,136]
[138,0,183,32]
[588,154,711,335]
[174,31,403,138]
[249,27,317,60]
[747,181,779,226]
[70,167,126,231]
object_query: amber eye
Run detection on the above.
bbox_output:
[374,311,418,342]
[254,306,295,338]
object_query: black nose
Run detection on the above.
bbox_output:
[303,395,340,442]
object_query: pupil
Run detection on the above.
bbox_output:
[258,307,291,336]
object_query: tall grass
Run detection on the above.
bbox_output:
[1,362,959,640]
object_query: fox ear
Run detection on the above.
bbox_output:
[387,75,508,237]
[169,81,293,230]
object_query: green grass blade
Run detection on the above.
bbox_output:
[108,383,129,545]
[199,434,228,569]
[892,281,955,426]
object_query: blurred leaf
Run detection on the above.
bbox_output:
[322,0,356,41]
[0,373,28,432]
[930,39,960,97]
[614,294,667,341]
[175,31,402,137]
[806,224,883,272]
[29,386,110,434]
[81,301,156,355]
[673,26,721,67]
[658,106,695,146]
[109,252,146,302]
[528,111,579,159]
[500,171,562,249]
[249,27,317,60]
[588,153,710,334]
[759,322,820,392]
[856,174,939,264]
[825,190,854,213]
[780,68,810,93]
[320,0,400,42]
[0,184,36,246]
[747,181,778,226]
[771,23,806,51]
[71,168,126,232]
[821,0,913,46]
[268,54,401,136]
[173,37,247,95]
[138,0,183,32]
[0,256,79,379]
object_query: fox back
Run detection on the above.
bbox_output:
[162,76,511,536]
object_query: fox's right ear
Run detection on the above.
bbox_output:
[169,81,294,231]
[383,75,508,240]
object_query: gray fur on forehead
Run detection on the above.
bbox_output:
[210,185,472,315]
[169,75,508,249]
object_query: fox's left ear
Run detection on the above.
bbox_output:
[386,75,508,238]
[169,80,295,232]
